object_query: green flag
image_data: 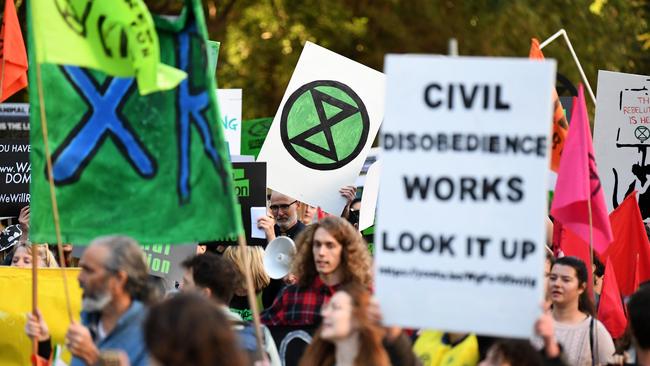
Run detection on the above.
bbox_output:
[31,0,186,95]
[241,117,273,158]
[29,0,243,245]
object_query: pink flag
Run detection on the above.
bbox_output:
[551,84,613,254]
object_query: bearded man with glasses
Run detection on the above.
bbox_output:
[257,191,307,243]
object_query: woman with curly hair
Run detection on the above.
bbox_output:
[261,216,372,326]
[299,283,390,366]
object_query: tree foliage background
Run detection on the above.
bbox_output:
[6,0,650,120]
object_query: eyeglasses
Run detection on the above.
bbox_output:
[270,200,298,212]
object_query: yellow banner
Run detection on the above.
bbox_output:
[0,267,82,366]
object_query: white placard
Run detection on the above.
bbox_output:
[250,206,268,239]
[257,42,384,215]
[359,160,381,231]
[593,70,650,222]
[217,89,242,156]
[375,56,555,338]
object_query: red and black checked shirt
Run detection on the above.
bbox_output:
[261,276,340,326]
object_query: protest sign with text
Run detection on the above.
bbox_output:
[375,56,555,338]
[593,70,650,222]
[0,139,30,218]
[142,243,197,288]
[217,89,242,156]
[257,42,384,215]
[0,103,29,138]
[214,161,267,246]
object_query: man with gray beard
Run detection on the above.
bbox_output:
[27,236,151,365]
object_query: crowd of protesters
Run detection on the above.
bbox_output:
[1,189,650,366]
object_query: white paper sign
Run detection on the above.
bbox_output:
[217,89,242,156]
[593,70,650,222]
[375,56,555,338]
[250,206,268,239]
[359,160,381,231]
[257,42,384,215]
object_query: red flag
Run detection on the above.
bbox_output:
[602,192,650,295]
[551,84,613,254]
[0,0,28,102]
[560,227,594,299]
[529,38,568,172]
[597,259,627,338]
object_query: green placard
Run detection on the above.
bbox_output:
[241,117,273,158]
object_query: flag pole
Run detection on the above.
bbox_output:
[31,243,38,362]
[238,234,268,363]
[539,29,597,106]
[587,195,600,360]
[34,59,73,322]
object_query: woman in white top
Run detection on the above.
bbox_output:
[548,256,615,366]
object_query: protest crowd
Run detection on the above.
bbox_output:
[1,1,650,366]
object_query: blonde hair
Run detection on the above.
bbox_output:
[222,246,270,293]
[12,243,59,268]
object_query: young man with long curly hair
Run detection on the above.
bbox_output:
[261,216,372,326]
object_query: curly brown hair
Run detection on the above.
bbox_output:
[299,283,390,366]
[291,216,372,288]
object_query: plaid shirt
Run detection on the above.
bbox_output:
[261,276,340,326]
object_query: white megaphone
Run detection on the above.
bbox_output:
[264,236,297,279]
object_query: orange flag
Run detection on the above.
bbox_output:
[597,259,627,339]
[529,38,568,172]
[0,0,28,102]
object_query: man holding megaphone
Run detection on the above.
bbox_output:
[261,216,372,327]
[258,191,308,307]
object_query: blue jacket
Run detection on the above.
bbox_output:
[71,300,149,366]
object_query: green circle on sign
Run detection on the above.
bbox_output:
[280,80,370,170]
